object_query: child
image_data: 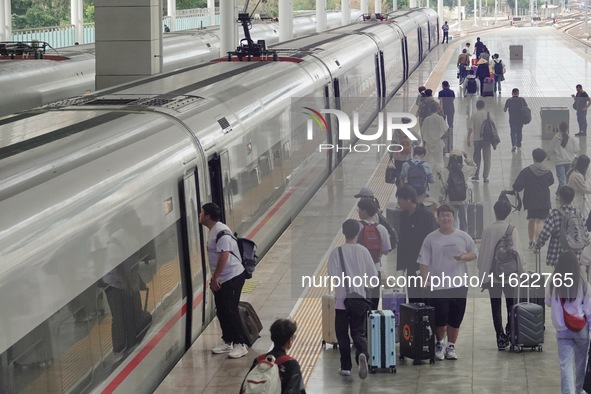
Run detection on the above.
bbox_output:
[546,251,591,394]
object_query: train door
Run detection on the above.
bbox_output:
[208,151,235,230]
[179,169,209,344]
[401,37,409,81]
[333,78,344,163]
[417,28,423,62]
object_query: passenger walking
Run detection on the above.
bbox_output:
[438,80,456,130]
[395,186,438,303]
[442,21,449,43]
[513,148,554,250]
[356,199,391,310]
[566,155,591,217]
[200,203,249,359]
[467,100,491,183]
[390,124,420,188]
[549,122,579,197]
[457,49,470,84]
[572,84,591,137]
[477,201,525,350]
[504,88,529,152]
[420,101,447,175]
[401,146,435,201]
[418,204,478,361]
[439,149,477,231]
[474,37,484,58]
[416,86,427,107]
[492,54,505,95]
[327,219,378,379]
[417,89,442,127]
[479,46,490,61]
[476,57,490,96]
[241,319,307,394]
[535,186,587,266]
[545,250,591,394]
[462,70,480,118]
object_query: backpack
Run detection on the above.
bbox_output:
[494,60,503,75]
[492,225,520,279]
[521,103,532,125]
[481,112,500,150]
[357,222,383,263]
[240,354,293,394]
[406,160,428,195]
[466,78,477,94]
[377,211,398,250]
[558,208,588,253]
[216,230,259,279]
[447,162,467,201]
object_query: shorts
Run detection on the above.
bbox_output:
[526,209,549,220]
[428,287,468,328]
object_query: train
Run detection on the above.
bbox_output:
[0,8,439,394]
[0,10,361,118]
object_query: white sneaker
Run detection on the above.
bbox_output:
[211,342,233,354]
[338,370,351,376]
[358,354,368,380]
[228,343,249,358]
[435,342,445,361]
[445,345,458,360]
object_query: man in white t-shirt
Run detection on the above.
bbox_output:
[328,219,379,379]
[418,204,478,361]
[200,203,248,359]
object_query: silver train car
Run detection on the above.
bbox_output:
[0,8,438,393]
[0,11,361,118]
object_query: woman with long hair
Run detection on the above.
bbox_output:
[549,122,579,197]
[566,154,591,217]
[546,250,591,393]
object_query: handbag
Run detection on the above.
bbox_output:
[338,247,372,317]
[385,159,396,184]
[561,297,586,332]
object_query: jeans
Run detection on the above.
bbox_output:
[494,74,502,92]
[214,271,246,345]
[488,285,515,337]
[442,32,448,43]
[335,309,369,370]
[556,326,589,394]
[473,139,492,179]
[577,110,588,134]
[509,121,524,148]
[452,203,467,231]
[556,163,573,195]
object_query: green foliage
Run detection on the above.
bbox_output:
[84,5,94,24]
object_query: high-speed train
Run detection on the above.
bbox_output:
[0,11,361,118]
[0,8,438,393]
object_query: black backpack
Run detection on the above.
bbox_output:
[494,60,503,75]
[447,161,467,201]
[481,112,500,149]
[466,78,477,94]
[377,211,398,250]
[406,160,428,195]
[216,230,259,279]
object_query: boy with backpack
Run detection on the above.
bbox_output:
[492,54,505,95]
[241,319,307,394]
[354,187,398,250]
[535,186,589,266]
[357,199,391,310]
[401,146,435,202]
[477,200,525,350]
[462,70,480,118]
[440,149,477,231]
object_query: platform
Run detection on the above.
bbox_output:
[156,26,591,394]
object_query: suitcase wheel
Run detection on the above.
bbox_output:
[429,358,435,364]
[514,346,522,353]
[332,343,338,351]
[370,367,377,374]
[537,345,543,352]
[399,355,404,361]
[321,340,326,350]
[390,367,396,374]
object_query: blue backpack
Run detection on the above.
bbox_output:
[406,160,428,195]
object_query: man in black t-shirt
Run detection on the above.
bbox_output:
[503,88,528,152]
[572,84,591,137]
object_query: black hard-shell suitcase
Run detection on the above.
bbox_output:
[399,303,435,364]
[238,301,263,347]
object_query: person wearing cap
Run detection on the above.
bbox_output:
[354,187,380,222]
[438,149,477,231]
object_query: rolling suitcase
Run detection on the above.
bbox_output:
[368,310,397,373]
[321,293,338,349]
[482,77,495,97]
[467,190,484,240]
[238,301,263,347]
[517,251,546,325]
[382,288,406,343]
[510,250,544,352]
[399,303,435,365]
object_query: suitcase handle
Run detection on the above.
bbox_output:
[425,325,433,342]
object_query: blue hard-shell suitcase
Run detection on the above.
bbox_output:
[382,288,406,343]
[368,310,397,373]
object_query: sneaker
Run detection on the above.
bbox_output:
[511,146,516,152]
[435,342,445,361]
[471,176,479,182]
[484,178,489,183]
[338,369,351,376]
[358,354,368,380]
[497,334,509,351]
[228,343,248,358]
[529,241,535,250]
[575,132,587,137]
[445,345,458,360]
[211,342,233,354]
